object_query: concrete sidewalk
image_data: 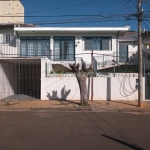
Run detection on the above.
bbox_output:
[0,100,150,112]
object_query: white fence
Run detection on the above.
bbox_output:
[41,59,144,101]
[41,76,145,101]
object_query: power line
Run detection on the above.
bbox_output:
[18,0,101,14]
[31,19,137,25]
[116,0,135,13]
[3,13,150,19]
[0,14,131,17]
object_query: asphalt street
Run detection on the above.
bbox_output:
[0,111,150,150]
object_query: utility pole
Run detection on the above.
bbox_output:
[137,0,143,107]
[91,50,93,101]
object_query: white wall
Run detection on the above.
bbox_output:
[119,42,138,55]
[0,27,18,57]
[0,61,18,99]
[128,45,138,56]
[74,33,117,63]
[41,59,145,101]
[19,32,118,64]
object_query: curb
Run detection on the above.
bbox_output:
[0,107,150,113]
[91,108,150,113]
[31,107,92,111]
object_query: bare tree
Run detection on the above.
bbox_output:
[69,62,92,106]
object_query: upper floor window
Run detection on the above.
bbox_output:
[20,36,50,58]
[54,36,75,61]
[83,36,112,50]
[3,34,13,44]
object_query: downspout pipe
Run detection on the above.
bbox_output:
[14,30,20,57]
[116,31,120,63]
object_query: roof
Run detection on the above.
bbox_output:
[119,31,138,42]
[0,0,20,1]
[0,23,34,27]
[14,26,130,34]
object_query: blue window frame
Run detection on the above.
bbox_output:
[83,36,112,50]
[20,36,50,58]
[54,36,75,61]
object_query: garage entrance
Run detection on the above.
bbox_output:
[0,59,41,100]
[145,63,150,100]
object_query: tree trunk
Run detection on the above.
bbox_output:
[69,63,91,106]
[76,73,88,106]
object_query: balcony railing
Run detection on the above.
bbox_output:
[0,43,76,61]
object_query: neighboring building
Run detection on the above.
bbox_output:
[142,32,150,63]
[119,31,138,64]
[0,24,34,58]
[0,0,24,24]
[0,24,16,56]
[143,32,150,49]
[119,31,150,65]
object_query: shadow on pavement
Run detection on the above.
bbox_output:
[102,135,144,150]
[0,102,20,106]
[1,94,39,101]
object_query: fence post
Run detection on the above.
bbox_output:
[91,50,94,101]
[143,63,145,77]
[103,54,104,67]
[114,61,116,77]
[19,61,20,100]
[45,63,47,77]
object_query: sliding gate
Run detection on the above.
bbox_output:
[145,63,150,100]
[0,60,41,100]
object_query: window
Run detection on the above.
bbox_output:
[54,36,75,61]
[3,34,13,44]
[83,37,112,50]
[20,37,50,58]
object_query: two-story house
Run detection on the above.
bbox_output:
[14,26,130,70]
[0,25,130,100]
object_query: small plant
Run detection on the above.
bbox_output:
[56,70,64,74]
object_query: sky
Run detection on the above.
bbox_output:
[20,0,150,31]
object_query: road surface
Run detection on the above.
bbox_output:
[0,111,149,150]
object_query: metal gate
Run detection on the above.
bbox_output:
[0,60,41,100]
[145,63,150,100]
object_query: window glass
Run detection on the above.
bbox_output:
[44,40,50,58]
[54,41,61,60]
[84,37,111,50]
[28,42,34,56]
[37,41,43,56]
[43,37,50,40]
[28,37,34,40]
[20,37,50,58]
[85,38,92,50]
[6,35,10,43]
[20,37,27,40]
[36,37,42,40]
[21,42,26,56]
[3,34,11,44]
[102,39,110,50]
[54,36,75,61]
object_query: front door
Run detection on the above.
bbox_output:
[54,36,75,61]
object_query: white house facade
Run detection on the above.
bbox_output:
[13,26,130,69]
[1,25,145,101]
